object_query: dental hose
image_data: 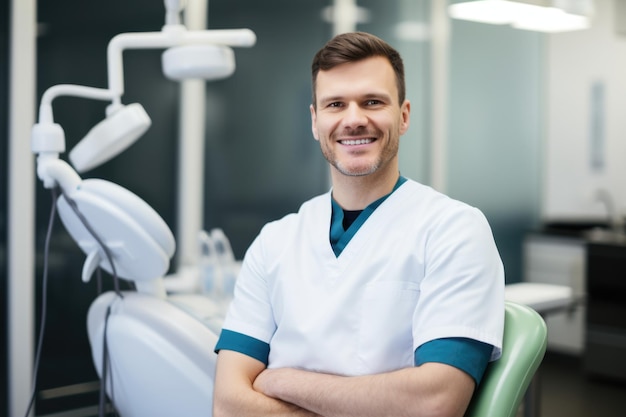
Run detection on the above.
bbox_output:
[23,187,58,417]
[24,188,123,417]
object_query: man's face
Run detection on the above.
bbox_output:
[310,56,410,178]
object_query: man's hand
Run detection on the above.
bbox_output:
[253,367,298,398]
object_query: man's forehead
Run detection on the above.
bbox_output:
[317,56,392,77]
[315,58,398,103]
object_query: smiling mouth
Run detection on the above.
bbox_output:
[339,138,375,146]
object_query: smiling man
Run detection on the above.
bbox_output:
[312,53,406,181]
[213,32,505,417]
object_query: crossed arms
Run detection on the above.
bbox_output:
[213,349,475,417]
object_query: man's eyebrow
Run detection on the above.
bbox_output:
[318,92,392,105]
[318,95,344,105]
[362,92,392,101]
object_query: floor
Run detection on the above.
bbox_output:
[520,351,626,417]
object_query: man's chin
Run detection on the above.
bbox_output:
[335,164,378,177]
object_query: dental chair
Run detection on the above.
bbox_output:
[464,301,548,417]
[87,285,227,417]
[47,172,228,417]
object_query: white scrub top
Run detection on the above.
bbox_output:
[219,179,504,376]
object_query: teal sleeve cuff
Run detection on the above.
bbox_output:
[214,329,270,365]
[414,337,493,385]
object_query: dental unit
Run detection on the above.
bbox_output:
[27,0,255,416]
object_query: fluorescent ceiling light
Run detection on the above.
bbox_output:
[513,7,590,32]
[448,0,592,33]
[449,0,535,24]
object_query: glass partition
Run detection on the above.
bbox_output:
[448,16,542,283]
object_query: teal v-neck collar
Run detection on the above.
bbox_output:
[329,176,407,257]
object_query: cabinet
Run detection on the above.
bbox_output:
[523,234,586,354]
[585,242,626,381]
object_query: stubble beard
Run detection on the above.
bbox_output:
[321,129,399,177]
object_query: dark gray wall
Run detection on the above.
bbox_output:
[199,1,332,256]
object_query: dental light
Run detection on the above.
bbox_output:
[31,0,256,284]
[448,0,594,33]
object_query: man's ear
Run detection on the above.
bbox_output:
[310,104,319,141]
[399,99,411,135]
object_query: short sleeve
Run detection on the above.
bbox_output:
[216,230,277,353]
[412,205,505,361]
[214,329,270,365]
[414,337,493,385]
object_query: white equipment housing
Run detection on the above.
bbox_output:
[87,290,226,416]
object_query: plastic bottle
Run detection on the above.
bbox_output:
[210,228,238,298]
[198,230,222,297]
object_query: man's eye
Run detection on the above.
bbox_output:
[328,102,343,108]
[365,99,382,106]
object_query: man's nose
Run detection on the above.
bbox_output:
[342,102,368,129]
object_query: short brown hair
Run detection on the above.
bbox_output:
[311,32,406,108]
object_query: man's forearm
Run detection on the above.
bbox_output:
[253,363,474,417]
[213,350,323,417]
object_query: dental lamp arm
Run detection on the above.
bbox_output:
[33,83,151,173]
[38,84,117,123]
[106,28,256,103]
[32,82,96,191]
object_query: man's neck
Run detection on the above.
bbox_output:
[330,168,400,210]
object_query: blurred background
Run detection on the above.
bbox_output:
[3,0,626,416]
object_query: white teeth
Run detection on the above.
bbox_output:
[341,138,373,145]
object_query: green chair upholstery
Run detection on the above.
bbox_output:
[464,301,548,417]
